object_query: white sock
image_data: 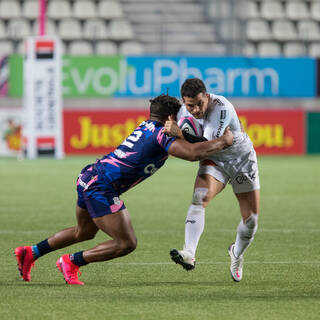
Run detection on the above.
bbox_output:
[183,204,205,257]
[234,213,258,258]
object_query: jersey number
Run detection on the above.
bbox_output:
[122,130,143,148]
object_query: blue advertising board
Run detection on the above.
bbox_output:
[9,55,317,98]
[114,56,316,98]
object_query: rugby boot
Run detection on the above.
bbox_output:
[228,243,243,282]
[56,254,84,285]
[170,248,195,271]
[14,246,35,281]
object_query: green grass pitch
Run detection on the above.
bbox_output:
[1,155,320,320]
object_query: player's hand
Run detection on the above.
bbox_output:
[223,127,233,146]
[164,116,183,138]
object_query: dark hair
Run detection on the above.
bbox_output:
[181,78,207,98]
[149,94,181,122]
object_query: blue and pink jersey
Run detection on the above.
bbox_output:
[77,120,176,217]
[96,119,175,193]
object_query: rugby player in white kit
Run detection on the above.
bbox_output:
[164,78,260,282]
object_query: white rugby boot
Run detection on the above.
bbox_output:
[228,243,243,282]
[170,249,195,271]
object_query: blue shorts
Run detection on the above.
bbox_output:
[76,165,126,218]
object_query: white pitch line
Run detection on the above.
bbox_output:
[107,261,320,266]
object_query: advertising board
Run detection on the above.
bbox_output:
[63,109,305,155]
[7,56,317,98]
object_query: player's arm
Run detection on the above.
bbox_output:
[168,127,233,161]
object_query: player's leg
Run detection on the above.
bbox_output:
[228,189,259,282]
[184,173,224,255]
[48,205,99,250]
[56,208,136,285]
[83,208,137,262]
[228,152,260,282]
[171,169,225,270]
[14,205,98,282]
[233,189,260,257]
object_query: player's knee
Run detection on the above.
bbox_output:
[192,188,208,207]
[245,213,258,230]
[118,237,137,256]
[239,214,258,240]
[76,229,97,242]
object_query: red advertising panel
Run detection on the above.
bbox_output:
[63,109,305,155]
[237,110,305,154]
[63,110,148,154]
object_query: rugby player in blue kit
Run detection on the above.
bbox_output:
[14,94,233,285]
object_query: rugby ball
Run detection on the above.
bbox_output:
[178,117,203,137]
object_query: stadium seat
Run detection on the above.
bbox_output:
[151,42,226,55]
[58,18,82,40]
[32,19,57,37]
[83,19,109,40]
[260,1,285,20]
[247,19,271,41]
[68,41,94,55]
[118,41,144,55]
[257,42,282,57]
[109,19,134,40]
[0,41,14,55]
[283,42,307,57]
[73,0,97,20]
[297,21,320,41]
[310,2,320,22]
[244,1,260,19]
[7,18,32,40]
[242,43,256,56]
[97,1,124,20]
[0,0,21,19]
[22,0,39,20]
[309,43,320,57]
[47,0,72,20]
[96,41,118,55]
[285,1,310,20]
[272,20,297,41]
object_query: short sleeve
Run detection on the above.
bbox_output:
[155,127,176,152]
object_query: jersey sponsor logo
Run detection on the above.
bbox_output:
[215,99,224,107]
[216,120,224,138]
[113,197,121,205]
[220,110,226,120]
[144,163,158,175]
[235,171,256,184]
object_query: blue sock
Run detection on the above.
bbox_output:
[32,239,53,259]
[70,251,87,267]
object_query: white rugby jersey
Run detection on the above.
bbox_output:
[179,93,254,161]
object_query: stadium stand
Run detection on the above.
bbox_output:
[96,40,118,55]
[82,19,109,40]
[22,0,39,20]
[69,40,94,55]
[0,0,319,57]
[47,0,72,19]
[257,41,282,57]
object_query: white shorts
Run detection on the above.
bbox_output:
[197,149,260,194]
